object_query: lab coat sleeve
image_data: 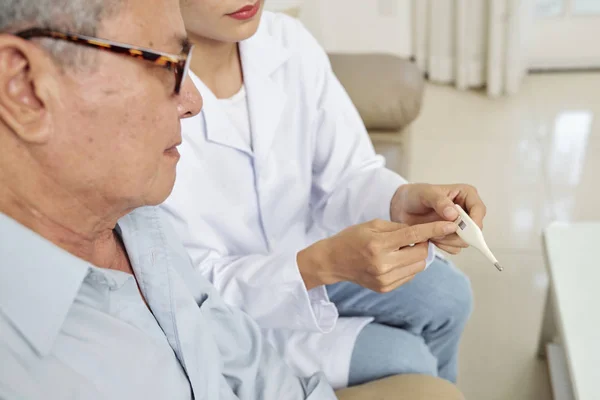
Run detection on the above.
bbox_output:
[297,31,440,268]
[295,22,408,234]
[159,205,338,333]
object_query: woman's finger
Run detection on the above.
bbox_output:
[432,234,469,248]
[435,244,462,255]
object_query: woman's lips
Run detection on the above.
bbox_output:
[227,2,260,20]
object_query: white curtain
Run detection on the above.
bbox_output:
[413,0,532,97]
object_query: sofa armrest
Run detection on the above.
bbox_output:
[335,374,465,400]
[328,53,425,132]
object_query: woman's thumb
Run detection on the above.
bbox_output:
[430,189,459,221]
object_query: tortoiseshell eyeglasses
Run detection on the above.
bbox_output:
[15,28,193,95]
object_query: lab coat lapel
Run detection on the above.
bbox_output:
[191,73,252,156]
[239,27,290,164]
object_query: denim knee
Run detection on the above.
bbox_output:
[389,340,439,377]
[451,266,473,320]
[430,258,474,328]
[449,264,474,326]
[348,323,438,386]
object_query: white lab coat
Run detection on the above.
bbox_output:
[161,12,412,389]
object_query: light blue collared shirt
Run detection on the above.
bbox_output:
[0,208,336,400]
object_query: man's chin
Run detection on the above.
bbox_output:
[144,172,177,207]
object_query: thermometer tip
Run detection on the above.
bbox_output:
[494,262,503,272]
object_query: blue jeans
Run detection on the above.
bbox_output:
[326,257,473,386]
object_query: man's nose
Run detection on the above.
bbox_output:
[178,74,203,119]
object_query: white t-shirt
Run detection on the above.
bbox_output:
[217,85,252,151]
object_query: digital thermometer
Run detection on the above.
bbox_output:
[454,204,502,271]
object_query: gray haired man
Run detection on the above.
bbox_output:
[0,0,335,398]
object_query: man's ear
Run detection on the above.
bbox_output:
[0,35,54,144]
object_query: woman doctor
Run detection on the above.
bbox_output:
[163,0,484,389]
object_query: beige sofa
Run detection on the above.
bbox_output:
[282,8,424,178]
[328,53,424,178]
[336,374,464,400]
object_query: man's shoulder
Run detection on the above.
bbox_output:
[122,206,190,266]
[123,206,211,293]
[124,206,184,246]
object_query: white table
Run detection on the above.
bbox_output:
[539,222,600,400]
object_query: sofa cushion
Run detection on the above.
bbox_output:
[335,374,465,400]
[329,53,425,132]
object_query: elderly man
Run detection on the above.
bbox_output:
[0,0,337,399]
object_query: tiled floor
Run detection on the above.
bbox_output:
[380,72,600,400]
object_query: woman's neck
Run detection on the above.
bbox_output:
[188,33,243,99]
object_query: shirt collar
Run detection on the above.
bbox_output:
[0,212,91,356]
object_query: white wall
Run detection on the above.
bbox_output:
[298,0,413,57]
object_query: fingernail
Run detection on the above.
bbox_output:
[443,223,457,234]
[443,207,457,219]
